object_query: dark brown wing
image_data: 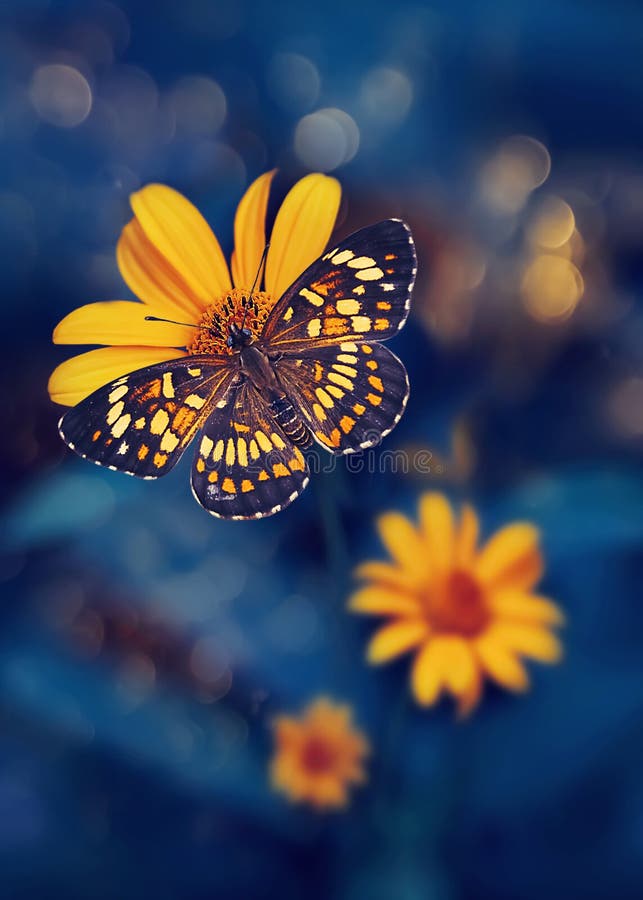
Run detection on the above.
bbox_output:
[259,220,416,350]
[275,341,409,454]
[59,355,236,478]
[191,381,310,518]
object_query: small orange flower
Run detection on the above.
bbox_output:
[48,170,341,406]
[350,492,564,716]
[270,698,369,810]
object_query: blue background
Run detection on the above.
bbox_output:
[2,0,643,897]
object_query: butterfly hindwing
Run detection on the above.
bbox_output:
[275,341,409,454]
[191,382,310,519]
[260,219,416,350]
[59,356,235,478]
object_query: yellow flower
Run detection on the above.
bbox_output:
[49,171,341,406]
[349,492,564,716]
[270,697,370,811]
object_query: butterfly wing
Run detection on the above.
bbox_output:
[59,355,236,478]
[191,381,310,519]
[259,219,416,350]
[275,341,409,454]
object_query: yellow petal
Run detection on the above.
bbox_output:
[53,301,196,348]
[353,561,420,592]
[456,666,482,718]
[117,218,206,320]
[376,512,427,581]
[486,622,563,664]
[457,503,480,565]
[366,620,428,664]
[265,173,341,299]
[130,184,231,306]
[48,346,186,406]
[411,635,477,707]
[348,586,419,617]
[475,635,530,691]
[419,492,455,571]
[476,523,543,591]
[231,170,276,289]
[492,592,565,627]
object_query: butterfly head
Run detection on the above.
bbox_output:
[226,322,254,350]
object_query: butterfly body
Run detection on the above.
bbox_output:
[58,219,416,518]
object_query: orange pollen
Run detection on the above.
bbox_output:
[300,736,337,774]
[188,288,274,356]
[426,569,489,636]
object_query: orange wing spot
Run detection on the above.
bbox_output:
[241,479,255,492]
[374,318,390,331]
[315,431,334,448]
[367,393,382,406]
[233,422,250,433]
[314,362,324,382]
[153,452,168,468]
[141,380,161,400]
[361,345,373,354]
[258,470,270,481]
[353,403,366,415]
[386,268,394,275]
[310,279,331,296]
[105,438,113,446]
[92,430,101,442]
[272,462,290,478]
[377,301,392,311]
[329,428,341,447]
[384,253,397,261]
[196,458,205,473]
[222,477,236,494]
[322,317,349,336]
[137,444,150,460]
[369,375,384,392]
[173,407,198,436]
[208,471,218,483]
[323,304,337,316]
[339,415,355,434]
[366,359,378,370]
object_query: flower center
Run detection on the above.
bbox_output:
[300,737,336,774]
[427,569,489,636]
[188,288,274,356]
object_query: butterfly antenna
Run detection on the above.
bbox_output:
[144,316,201,328]
[240,242,270,331]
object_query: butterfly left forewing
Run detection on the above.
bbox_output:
[59,355,236,478]
[260,219,416,350]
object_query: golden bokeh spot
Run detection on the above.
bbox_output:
[188,288,275,356]
[527,195,576,249]
[522,255,584,322]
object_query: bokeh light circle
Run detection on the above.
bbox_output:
[29,64,92,128]
[294,107,359,171]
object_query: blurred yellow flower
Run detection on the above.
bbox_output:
[270,697,369,811]
[350,492,564,716]
[49,170,341,406]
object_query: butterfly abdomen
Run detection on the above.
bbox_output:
[268,391,312,449]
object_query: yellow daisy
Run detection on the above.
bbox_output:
[349,492,564,716]
[270,697,370,811]
[48,171,341,406]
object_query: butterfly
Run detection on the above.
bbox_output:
[59,219,416,519]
